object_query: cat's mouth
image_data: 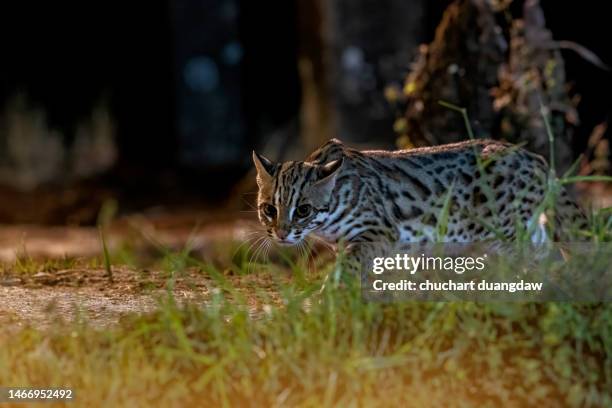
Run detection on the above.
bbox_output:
[275,239,298,246]
[271,231,301,246]
[272,235,302,246]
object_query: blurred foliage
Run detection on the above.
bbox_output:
[0,94,116,191]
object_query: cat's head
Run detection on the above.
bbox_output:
[252,152,343,245]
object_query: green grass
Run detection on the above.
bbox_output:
[1,242,611,407]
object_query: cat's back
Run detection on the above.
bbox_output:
[346,139,547,182]
[361,139,527,163]
[310,138,528,165]
[310,138,549,187]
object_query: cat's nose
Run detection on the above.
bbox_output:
[276,229,289,240]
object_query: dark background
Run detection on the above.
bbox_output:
[0,0,610,220]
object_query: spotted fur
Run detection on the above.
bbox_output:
[253,139,586,267]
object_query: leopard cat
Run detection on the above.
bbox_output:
[253,139,587,273]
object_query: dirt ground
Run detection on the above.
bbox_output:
[0,213,282,329]
[0,266,285,330]
[1,267,201,329]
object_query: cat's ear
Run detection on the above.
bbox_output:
[312,158,343,197]
[252,151,275,185]
[318,158,343,179]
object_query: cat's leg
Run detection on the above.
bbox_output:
[341,241,396,284]
[319,240,391,292]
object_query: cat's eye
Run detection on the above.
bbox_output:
[295,204,312,218]
[263,204,277,218]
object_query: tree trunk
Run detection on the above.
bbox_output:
[401,0,576,174]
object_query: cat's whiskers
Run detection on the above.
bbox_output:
[262,239,272,265]
[248,234,274,273]
[245,235,268,273]
[296,241,308,272]
[240,194,259,211]
[231,229,266,261]
[255,238,273,272]
[300,239,319,274]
